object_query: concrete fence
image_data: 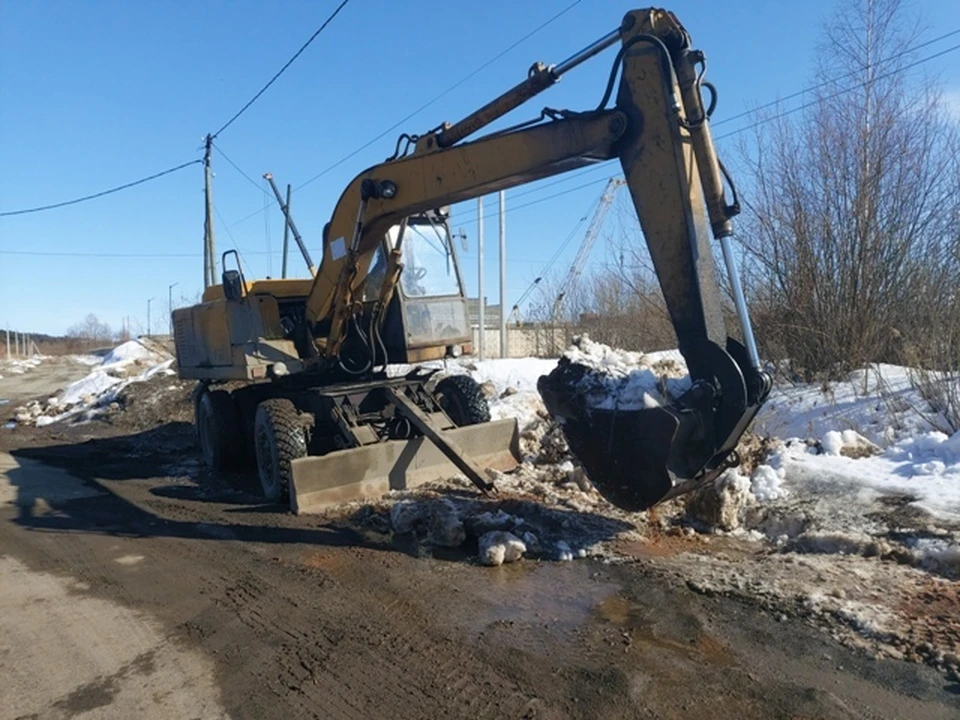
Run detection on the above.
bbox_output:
[470,325,573,359]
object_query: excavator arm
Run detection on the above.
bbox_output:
[302,7,771,510]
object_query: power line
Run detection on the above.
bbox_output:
[463,175,612,228]
[0,159,201,217]
[0,250,202,258]
[212,142,264,192]
[227,0,583,228]
[454,163,613,226]
[712,26,960,128]
[294,0,583,193]
[714,40,960,141]
[212,0,351,138]
[0,177,612,260]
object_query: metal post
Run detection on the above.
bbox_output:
[168,282,179,335]
[498,190,507,358]
[477,197,485,361]
[281,184,292,278]
[147,297,155,337]
[203,134,217,288]
[264,173,314,273]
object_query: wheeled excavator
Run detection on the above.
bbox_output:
[173,7,771,514]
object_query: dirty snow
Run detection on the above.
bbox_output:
[12,340,175,427]
[1,356,45,376]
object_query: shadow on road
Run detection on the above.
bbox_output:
[5,422,633,560]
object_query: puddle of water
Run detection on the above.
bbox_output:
[462,561,618,636]
[0,399,9,406]
[3,422,14,430]
[444,560,740,672]
[596,592,738,667]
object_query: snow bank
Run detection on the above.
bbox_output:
[778,431,960,522]
[466,358,557,429]
[756,364,953,447]
[101,341,155,366]
[13,340,174,427]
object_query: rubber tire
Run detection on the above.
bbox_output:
[197,390,242,470]
[254,398,307,502]
[435,375,491,427]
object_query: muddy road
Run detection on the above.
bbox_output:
[0,356,95,407]
[0,415,956,720]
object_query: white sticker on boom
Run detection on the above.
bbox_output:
[330,236,347,261]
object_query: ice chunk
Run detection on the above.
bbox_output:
[751,464,788,502]
[478,531,526,566]
[555,540,574,561]
[822,430,844,456]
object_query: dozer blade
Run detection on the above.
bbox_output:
[289,419,520,514]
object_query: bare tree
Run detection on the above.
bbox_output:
[66,313,113,346]
[736,0,960,378]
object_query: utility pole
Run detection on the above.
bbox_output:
[168,282,179,335]
[281,184,292,278]
[498,190,507,358]
[5,327,9,360]
[147,297,155,337]
[203,134,217,288]
[477,196,485,361]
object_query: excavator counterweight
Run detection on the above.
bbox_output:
[173,7,770,513]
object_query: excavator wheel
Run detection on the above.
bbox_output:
[435,375,491,427]
[254,398,308,502]
[197,389,243,471]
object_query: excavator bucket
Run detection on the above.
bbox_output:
[532,8,773,511]
[289,418,521,514]
[538,339,770,512]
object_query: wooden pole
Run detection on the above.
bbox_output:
[203,134,217,287]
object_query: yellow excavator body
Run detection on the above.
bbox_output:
[174,7,770,514]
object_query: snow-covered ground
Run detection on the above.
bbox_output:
[11,340,175,427]
[0,355,46,378]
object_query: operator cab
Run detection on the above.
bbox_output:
[364,209,472,360]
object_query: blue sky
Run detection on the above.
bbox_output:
[2,0,959,335]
